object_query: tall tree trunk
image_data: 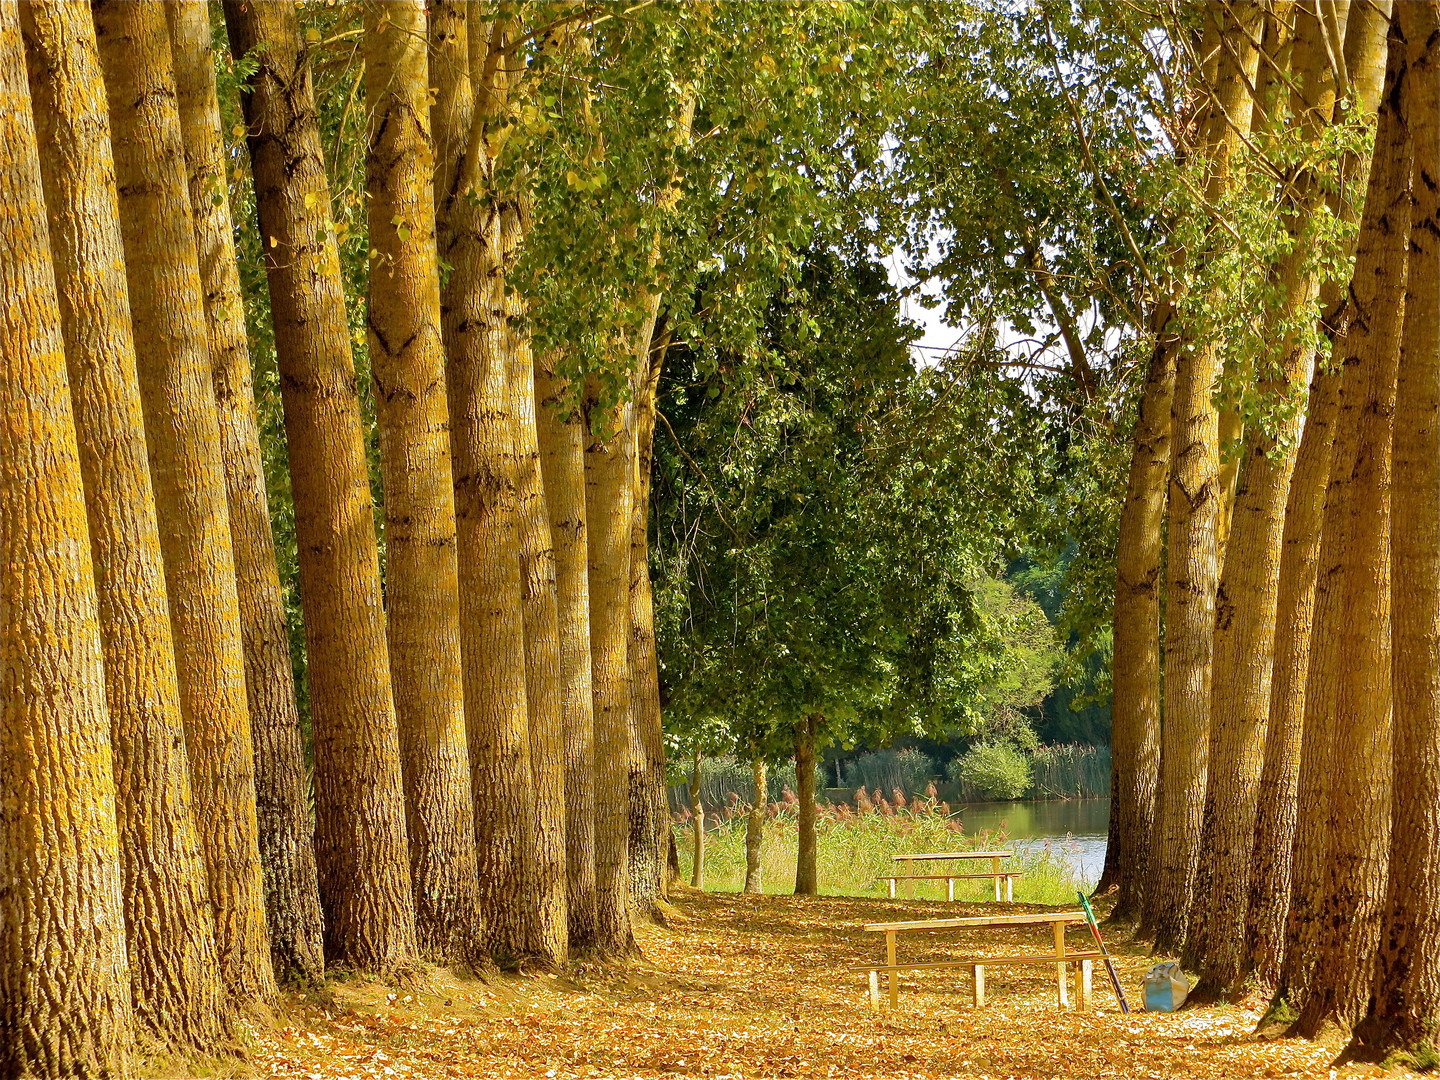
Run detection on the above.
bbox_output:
[1101,313,1176,920]
[363,0,480,966]
[510,301,569,964]
[1243,0,1389,991]
[1187,2,1336,997]
[1214,408,1245,567]
[93,0,275,1004]
[20,0,224,1044]
[744,759,767,895]
[1144,0,1262,954]
[1350,3,1440,1058]
[164,0,324,986]
[629,327,669,914]
[537,360,599,946]
[794,715,820,897]
[689,752,705,890]
[429,8,548,964]
[0,9,134,1065]
[1294,15,1412,1035]
[223,0,418,974]
[586,383,638,954]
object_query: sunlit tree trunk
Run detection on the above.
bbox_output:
[21,0,224,1043]
[93,0,275,1004]
[1244,0,1388,991]
[0,10,134,1064]
[364,0,480,966]
[1145,0,1262,954]
[795,714,820,896]
[537,360,599,946]
[164,0,325,986]
[224,0,418,974]
[689,751,705,890]
[744,759,767,895]
[1101,315,1176,920]
[1294,15,1411,1035]
[1350,3,1440,1058]
[431,9,551,963]
[1187,1,1335,998]
[587,382,638,953]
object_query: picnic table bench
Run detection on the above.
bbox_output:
[855,911,1099,1011]
[881,850,1022,901]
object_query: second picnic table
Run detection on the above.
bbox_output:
[883,850,1021,902]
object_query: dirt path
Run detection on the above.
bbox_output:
[248,891,1401,1078]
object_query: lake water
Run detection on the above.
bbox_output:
[952,798,1109,886]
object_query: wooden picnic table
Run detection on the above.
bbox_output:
[857,910,1099,1011]
[884,850,1021,901]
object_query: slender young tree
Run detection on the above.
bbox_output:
[363,0,481,966]
[793,714,821,896]
[1102,314,1176,920]
[92,0,275,1004]
[743,759,767,895]
[1350,2,1440,1059]
[1146,0,1262,953]
[537,359,599,945]
[1188,1,1343,997]
[1295,13,1412,1035]
[0,7,134,1067]
[20,0,224,1043]
[224,0,419,973]
[165,0,325,984]
[688,751,705,890]
[430,7,551,963]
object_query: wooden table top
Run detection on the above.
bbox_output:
[890,850,1016,862]
[863,910,1087,932]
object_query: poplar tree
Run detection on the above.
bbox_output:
[93,0,275,1004]
[224,0,419,973]
[0,7,134,1066]
[166,0,325,984]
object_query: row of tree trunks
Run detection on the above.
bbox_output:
[20,0,225,1045]
[225,0,419,974]
[1186,0,1341,999]
[0,5,135,1069]
[1351,1,1440,1057]
[363,0,480,967]
[165,0,325,986]
[1145,0,1262,955]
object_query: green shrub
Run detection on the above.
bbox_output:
[949,742,1032,801]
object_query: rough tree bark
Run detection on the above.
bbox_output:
[536,358,599,946]
[430,6,551,964]
[164,0,325,986]
[363,0,481,966]
[1100,313,1176,920]
[689,751,705,890]
[744,759,768,895]
[20,0,224,1044]
[1144,0,1262,954]
[224,0,419,974]
[1349,2,1440,1059]
[0,8,135,1065]
[93,0,275,1004]
[1294,14,1411,1036]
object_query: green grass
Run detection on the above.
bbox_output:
[675,802,1092,905]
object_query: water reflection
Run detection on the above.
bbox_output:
[955,798,1109,885]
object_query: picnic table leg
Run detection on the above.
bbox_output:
[947,878,954,902]
[1054,922,1069,1007]
[886,930,898,1009]
[992,856,1001,900]
[1078,959,1092,1011]
[973,964,985,1008]
[1005,874,1014,902]
[869,970,880,1011]
[888,878,895,900]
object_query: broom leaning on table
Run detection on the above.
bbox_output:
[1078,890,1131,1013]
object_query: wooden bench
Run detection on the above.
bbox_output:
[882,850,1021,901]
[857,911,1098,1011]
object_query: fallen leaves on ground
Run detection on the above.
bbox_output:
[249,892,1412,1078]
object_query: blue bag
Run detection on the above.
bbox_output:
[1143,962,1190,1011]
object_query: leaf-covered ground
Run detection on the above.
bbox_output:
[248,891,1410,1079]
